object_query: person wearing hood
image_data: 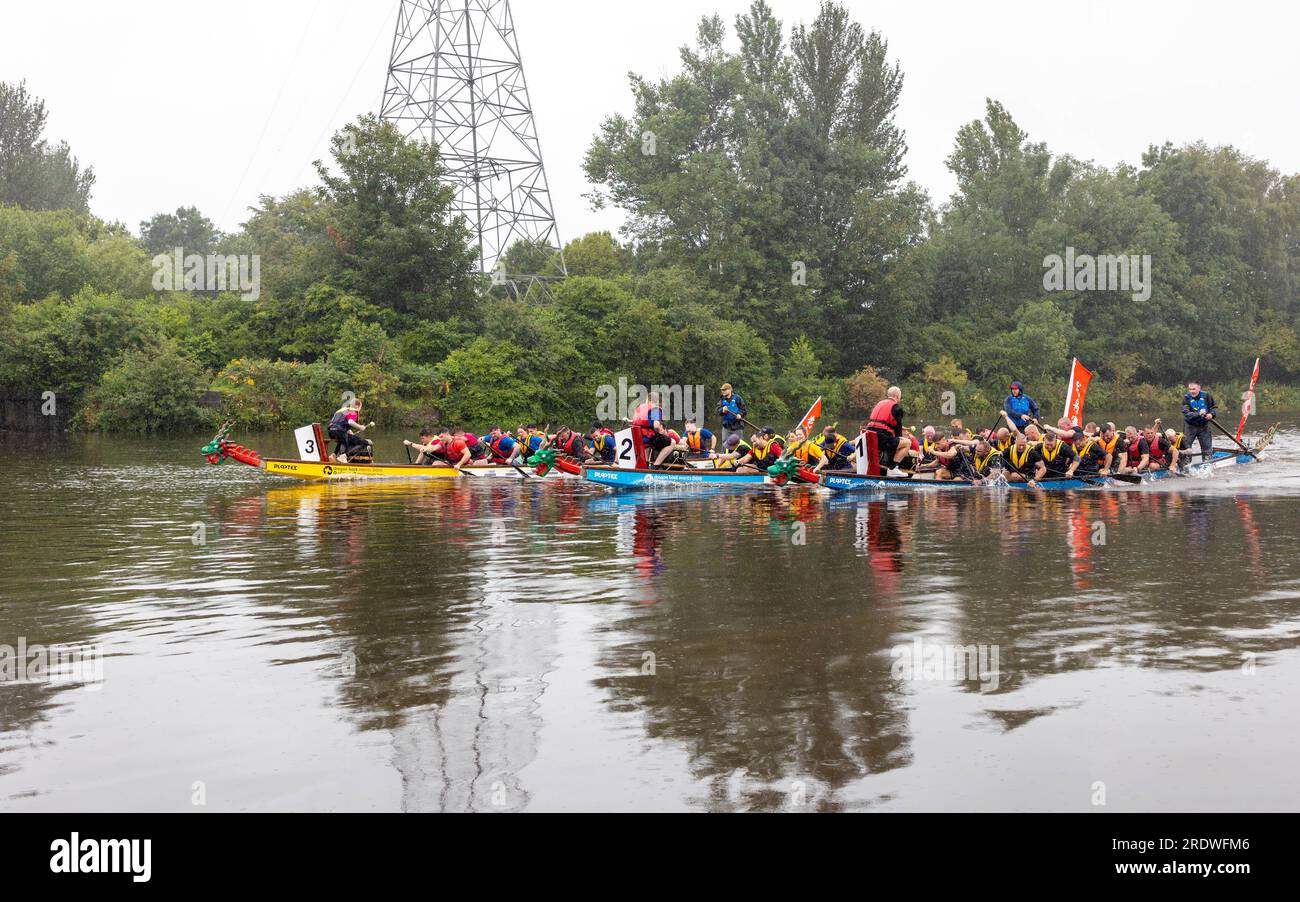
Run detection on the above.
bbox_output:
[1002,381,1040,432]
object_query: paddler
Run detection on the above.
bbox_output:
[516,425,546,458]
[1142,425,1179,472]
[552,425,591,461]
[1181,381,1218,463]
[813,425,855,472]
[682,419,717,458]
[734,427,785,474]
[787,427,825,469]
[1115,426,1150,475]
[438,428,472,470]
[1040,416,1084,447]
[1075,428,1113,477]
[916,435,962,480]
[1003,381,1040,432]
[1163,428,1190,471]
[327,398,374,462]
[1002,432,1036,483]
[588,422,617,463]
[866,386,912,476]
[1028,431,1079,486]
[461,429,490,462]
[403,428,442,466]
[970,438,1004,483]
[712,433,752,470]
[485,426,520,464]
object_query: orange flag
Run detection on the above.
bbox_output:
[1063,358,1093,426]
[797,397,823,434]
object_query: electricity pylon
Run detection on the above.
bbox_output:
[380,0,565,285]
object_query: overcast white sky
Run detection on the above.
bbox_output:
[3,0,1296,241]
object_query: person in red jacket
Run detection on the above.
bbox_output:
[866,386,912,475]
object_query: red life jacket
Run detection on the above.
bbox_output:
[1126,437,1145,463]
[631,402,660,428]
[556,432,584,456]
[868,399,898,432]
[1147,436,1169,465]
[444,438,468,461]
[489,435,514,460]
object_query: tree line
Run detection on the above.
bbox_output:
[2,1,1297,434]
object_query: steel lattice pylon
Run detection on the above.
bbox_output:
[380,0,564,278]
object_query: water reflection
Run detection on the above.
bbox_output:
[2,432,1299,811]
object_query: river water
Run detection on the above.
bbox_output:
[1,422,1298,812]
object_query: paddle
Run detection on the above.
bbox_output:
[1209,418,1259,460]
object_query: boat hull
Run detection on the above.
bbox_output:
[259,459,562,481]
[582,465,779,489]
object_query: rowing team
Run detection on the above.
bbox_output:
[868,415,1200,486]
[390,420,816,472]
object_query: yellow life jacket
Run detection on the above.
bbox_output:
[752,439,783,465]
[1008,444,1034,469]
[791,440,823,463]
[975,449,1001,473]
[818,434,849,458]
[1039,441,1065,463]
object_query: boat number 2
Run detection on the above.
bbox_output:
[619,438,634,462]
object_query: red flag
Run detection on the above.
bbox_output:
[1236,357,1261,441]
[1063,358,1093,426]
[797,397,823,434]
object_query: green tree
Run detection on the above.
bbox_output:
[315,115,478,318]
[583,2,925,368]
[0,81,94,212]
[435,337,557,426]
[139,206,222,257]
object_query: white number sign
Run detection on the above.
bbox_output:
[295,425,321,461]
[614,427,638,470]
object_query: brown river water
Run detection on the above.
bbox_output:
[1,422,1298,812]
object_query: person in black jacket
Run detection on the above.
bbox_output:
[1181,381,1218,463]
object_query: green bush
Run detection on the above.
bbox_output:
[78,340,211,433]
[216,357,348,430]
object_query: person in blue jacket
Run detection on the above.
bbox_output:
[717,383,748,446]
[1003,381,1040,432]
[1181,381,1218,463]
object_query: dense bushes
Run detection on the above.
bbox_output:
[78,340,210,433]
